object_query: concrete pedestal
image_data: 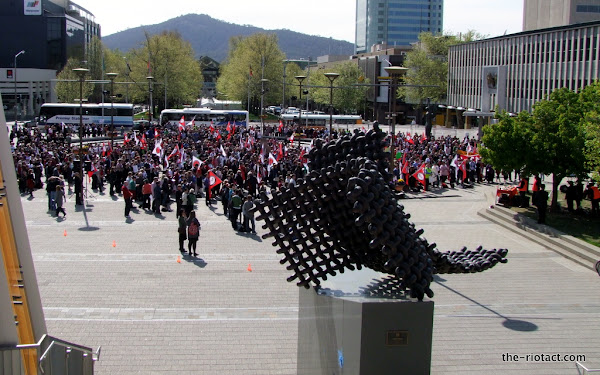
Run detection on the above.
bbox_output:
[297,268,434,375]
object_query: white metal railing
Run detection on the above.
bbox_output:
[0,334,101,375]
[577,362,600,374]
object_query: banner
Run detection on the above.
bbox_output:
[24,0,42,15]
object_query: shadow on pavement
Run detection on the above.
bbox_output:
[435,280,542,332]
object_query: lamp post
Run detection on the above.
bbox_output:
[384,66,408,168]
[260,78,269,134]
[324,72,339,141]
[146,76,154,123]
[13,50,25,125]
[106,72,118,149]
[295,75,306,127]
[73,67,89,205]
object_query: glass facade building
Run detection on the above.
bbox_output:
[355,0,444,54]
[0,0,100,120]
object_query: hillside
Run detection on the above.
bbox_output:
[102,14,354,62]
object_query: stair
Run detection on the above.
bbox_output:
[478,205,600,271]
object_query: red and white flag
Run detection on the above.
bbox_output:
[220,144,227,157]
[268,152,278,166]
[412,164,427,190]
[140,134,147,149]
[152,139,163,156]
[208,170,222,199]
[405,133,414,145]
[192,156,203,169]
[167,144,180,160]
[178,116,186,132]
[187,116,196,129]
[289,133,294,145]
[124,133,130,144]
[209,121,215,133]
[278,120,284,133]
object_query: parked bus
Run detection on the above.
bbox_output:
[280,113,362,126]
[159,108,249,127]
[38,103,134,129]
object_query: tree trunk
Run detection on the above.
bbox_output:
[550,172,562,213]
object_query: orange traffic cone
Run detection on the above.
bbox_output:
[247,263,252,272]
[177,255,181,263]
[112,240,116,247]
[63,230,67,237]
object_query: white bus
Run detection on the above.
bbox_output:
[280,113,362,126]
[38,103,134,128]
[159,108,249,127]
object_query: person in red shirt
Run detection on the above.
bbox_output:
[122,183,133,219]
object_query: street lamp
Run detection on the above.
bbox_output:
[384,66,408,168]
[295,75,306,127]
[106,72,118,148]
[260,78,269,134]
[146,76,154,123]
[14,50,25,125]
[73,67,89,206]
[324,72,339,141]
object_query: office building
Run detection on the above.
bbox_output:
[0,0,100,121]
[355,0,444,54]
[447,21,600,121]
[524,0,600,31]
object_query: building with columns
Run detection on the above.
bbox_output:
[447,20,600,120]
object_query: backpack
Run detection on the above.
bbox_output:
[188,221,199,237]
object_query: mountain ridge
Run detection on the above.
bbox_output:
[102,13,354,62]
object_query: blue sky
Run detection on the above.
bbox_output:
[74,0,524,42]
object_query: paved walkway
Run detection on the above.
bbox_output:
[21,178,600,374]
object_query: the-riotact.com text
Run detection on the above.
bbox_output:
[502,353,586,362]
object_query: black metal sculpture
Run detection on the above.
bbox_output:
[252,124,507,301]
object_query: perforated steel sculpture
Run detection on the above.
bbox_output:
[252,125,507,301]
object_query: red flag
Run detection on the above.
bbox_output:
[209,121,215,133]
[124,133,129,144]
[289,133,294,145]
[154,128,160,139]
[405,133,414,145]
[459,159,467,180]
[277,143,284,161]
[278,120,284,133]
[412,164,427,190]
[226,122,231,133]
[140,134,147,149]
[178,116,185,132]
[208,170,222,199]
[402,161,409,175]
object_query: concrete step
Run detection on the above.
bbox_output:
[478,205,600,271]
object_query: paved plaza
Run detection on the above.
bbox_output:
[19,145,600,374]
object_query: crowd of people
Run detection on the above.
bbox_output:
[8,118,600,256]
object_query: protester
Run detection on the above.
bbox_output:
[178,209,188,253]
[186,210,201,256]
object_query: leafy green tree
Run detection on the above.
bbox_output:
[308,62,369,113]
[528,88,588,210]
[284,62,305,108]
[55,58,94,103]
[399,31,487,122]
[481,88,589,211]
[216,33,286,113]
[580,82,600,180]
[125,31,202,111]
[480,110,533,174]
